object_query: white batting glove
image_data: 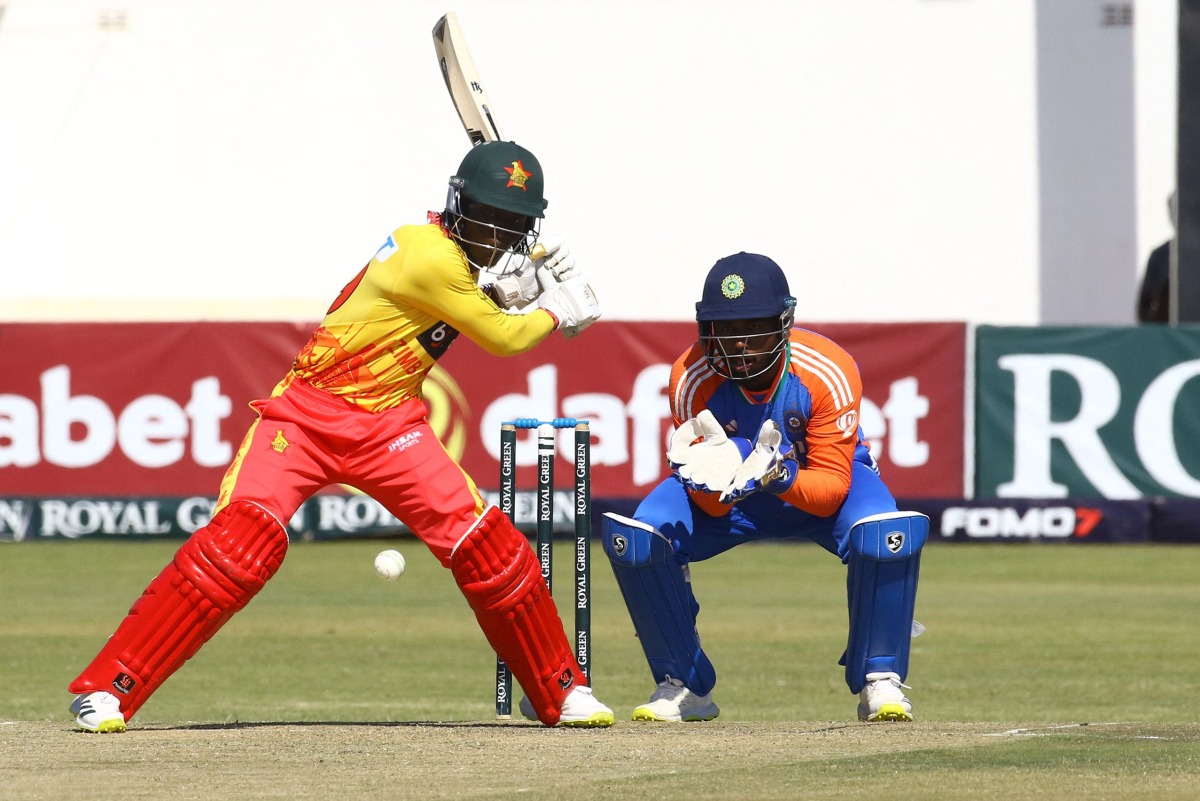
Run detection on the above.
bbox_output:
[719,419,799,503]
[484,259,541,310]
[666,410,753,493]
[484,237,576,310]
[538,274,601,338]
[532,235,576,281]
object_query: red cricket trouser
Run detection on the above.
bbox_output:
[220,378,485,565]
[69,379,490,717]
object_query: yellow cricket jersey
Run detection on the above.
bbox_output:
[277,222,555,411]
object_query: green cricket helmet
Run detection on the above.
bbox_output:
[444,141,547,275]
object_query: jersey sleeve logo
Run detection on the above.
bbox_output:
[836,410,859,437]
[417,322,460,361]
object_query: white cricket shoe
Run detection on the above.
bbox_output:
[631,676,719,722]
[857,671,914,722]
[519,686,615,728]
[70,691,127,733]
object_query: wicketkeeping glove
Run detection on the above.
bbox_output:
[718,419,799,503]
[666,410,753,493]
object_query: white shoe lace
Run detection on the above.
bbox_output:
[864,673,911,710]
[866,672,910,691]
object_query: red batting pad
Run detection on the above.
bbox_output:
[450,506,583,725]
[69,501,288,720]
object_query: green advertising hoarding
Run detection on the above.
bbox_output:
[976,326,1200,499]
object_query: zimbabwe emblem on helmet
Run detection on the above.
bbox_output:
[504,160,532,190]
[721,274,745,299]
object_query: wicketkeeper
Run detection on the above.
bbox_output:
[68,141,614,732]
[603,252,926,723]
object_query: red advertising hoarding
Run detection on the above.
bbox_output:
[0,321,965,499]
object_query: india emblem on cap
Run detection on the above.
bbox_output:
[721,274,745,299]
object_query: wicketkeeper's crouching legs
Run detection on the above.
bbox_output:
[69,500,289,723]
[600,513,720,723]
[842,511,927,722]
[601,513,715,695]
[842,511,927,690]
[450,505,611,727]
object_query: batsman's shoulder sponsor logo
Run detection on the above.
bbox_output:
[374,234,399,262]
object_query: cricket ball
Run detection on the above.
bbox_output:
[374,549,406,581]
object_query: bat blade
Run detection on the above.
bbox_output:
[432,12,504,144]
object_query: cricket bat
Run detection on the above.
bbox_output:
[431,13,549,262]
[434,24,527,717]
[432,12,504,145]
[431,14,592,323]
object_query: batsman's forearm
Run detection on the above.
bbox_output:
[457,308,556,356]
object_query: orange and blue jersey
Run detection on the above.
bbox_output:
[668,327,874,518]
[610,324,917,701]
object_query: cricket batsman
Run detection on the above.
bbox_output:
[68,141,615,731]
[602,252,926,723]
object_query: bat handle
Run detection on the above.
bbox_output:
[529,243,548,261]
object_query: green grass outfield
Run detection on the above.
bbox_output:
[2,539,1199,800]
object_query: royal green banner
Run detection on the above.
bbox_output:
[6,493,1197,543]
[976,326,1200,499]
[0,492,593,542]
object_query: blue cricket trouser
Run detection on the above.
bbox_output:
[634,461,898,565]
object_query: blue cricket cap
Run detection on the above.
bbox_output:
[695,252,797,321]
